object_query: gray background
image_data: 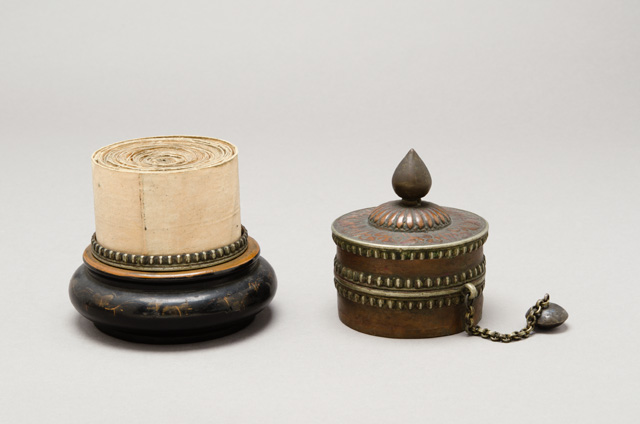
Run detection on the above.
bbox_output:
[1,1,639,422]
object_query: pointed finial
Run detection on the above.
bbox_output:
[392,149,432,204]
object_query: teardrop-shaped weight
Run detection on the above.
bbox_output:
[526,303,569,329]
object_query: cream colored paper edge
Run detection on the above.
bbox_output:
[92,137,241,255]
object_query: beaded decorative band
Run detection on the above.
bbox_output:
[334,256,486,290]
[90,226,249,271]
[334,277,485,310]
[332,231,488,260]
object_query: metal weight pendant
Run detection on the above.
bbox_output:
[528,303,569,329]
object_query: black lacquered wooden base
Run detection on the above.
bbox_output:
[69,238,276,344]
[93,317,255,344]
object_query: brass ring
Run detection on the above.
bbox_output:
[464,283,478,300]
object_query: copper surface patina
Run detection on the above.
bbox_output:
[331,149,488,338]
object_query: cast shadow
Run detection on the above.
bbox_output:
[72,306,276,352]
[535,322,570,335]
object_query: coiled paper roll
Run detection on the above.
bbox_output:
[92,136,241,256]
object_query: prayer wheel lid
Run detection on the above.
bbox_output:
[331,149,489,257]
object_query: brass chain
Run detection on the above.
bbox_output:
[463,284,550,343]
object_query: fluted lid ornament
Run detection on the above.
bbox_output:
[369,149,451,232]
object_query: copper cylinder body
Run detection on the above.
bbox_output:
[334,246,485,338]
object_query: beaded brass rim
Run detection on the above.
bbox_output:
[334,256,486,290]
[331,231,488,260]
[335,276,485,310]
[91,226,249,271]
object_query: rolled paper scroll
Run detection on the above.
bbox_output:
[92,136,241,256]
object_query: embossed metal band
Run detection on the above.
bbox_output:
[368,201,452,232]
[91,226,249,271]
[334,256,486,290]
[335,276,485,310]
[332,231,488,260]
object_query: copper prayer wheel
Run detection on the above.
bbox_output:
[331,149,488,338]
